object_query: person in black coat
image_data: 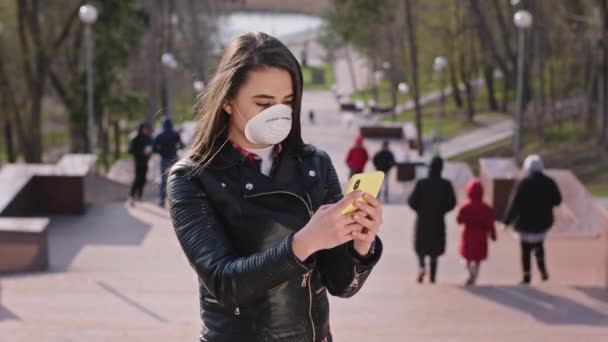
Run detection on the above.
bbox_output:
[372,141,396,203]
[504,154,562,284]
[408,156,457,284]
[128,121,153,205]
[153,116,184,207]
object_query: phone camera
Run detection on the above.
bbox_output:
[354,179,361,190]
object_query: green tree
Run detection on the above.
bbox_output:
[49,0,148,169]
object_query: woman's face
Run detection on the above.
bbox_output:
[224,67,294,148]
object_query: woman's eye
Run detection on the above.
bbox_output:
[256,103,271,108]
[283,101,294,107]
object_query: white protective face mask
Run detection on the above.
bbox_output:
[235,103,293,145]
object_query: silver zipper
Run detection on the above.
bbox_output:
[301,270,315,342]
[301,271,311,287]
[349,265,361,288]
[244,191,313,217]
[203,297,219,304]
[315,286,327,295]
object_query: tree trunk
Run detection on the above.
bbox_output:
[4,121,16,163]
[344,46,359,93]
[404,0,424,156]
[449,61,463,108]
[146,0,161,120]
[484,65,499,111]
[600,0,608,142]
[501,75,509,113]
[112,120,121,162]
[535,30,546,141]
[583,43,596,136]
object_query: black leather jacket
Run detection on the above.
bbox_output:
[168,142,382,342]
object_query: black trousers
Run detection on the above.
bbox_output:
[418,255,438,282]
[521,240,547,276]
[130,161,148,199]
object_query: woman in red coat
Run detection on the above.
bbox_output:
[457,179,496,285]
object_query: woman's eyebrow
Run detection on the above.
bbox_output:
[251,93,294,99]
[252,94,275,99]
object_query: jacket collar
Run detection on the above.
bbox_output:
[205,140,320,197]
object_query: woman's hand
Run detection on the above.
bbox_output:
[351,193,383,257]
[292,191,364,261]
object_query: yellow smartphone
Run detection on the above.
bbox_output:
[341,171,385,215]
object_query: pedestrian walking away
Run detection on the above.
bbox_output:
[167,32,383,342]
[346,135,369,178]
[457,179,497,286]
[153,116,184,207]
[372,140,396,203]
[408,156,456,284]
[504,154,562,284]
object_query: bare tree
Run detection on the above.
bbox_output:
[403,0,423,155]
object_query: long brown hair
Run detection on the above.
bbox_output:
[188,32,305,168]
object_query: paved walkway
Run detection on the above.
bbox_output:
[1,90,606,341]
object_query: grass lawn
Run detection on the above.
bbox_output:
[450,121,608,198]
[302,64,334,90]
[378,84,507,140]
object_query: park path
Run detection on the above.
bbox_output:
[3,90,606,341]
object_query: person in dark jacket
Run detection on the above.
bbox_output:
[504,154,562,284]
[372,141,396,203]
[128,121,153,206]
[167,32,383,342]
[408,156,457,284]
[346,135,369,178]
[153,116,184,207]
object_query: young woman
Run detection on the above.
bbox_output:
[168,32,383,342]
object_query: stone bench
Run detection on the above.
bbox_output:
[0,217,49,274]
[479,158,519,221]
[360,125,404,139]
[0,154,97,215]
[370,105,393,114]
[0,154,96,274]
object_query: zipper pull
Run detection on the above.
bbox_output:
[234,307,240,316]
[301,271,311,287]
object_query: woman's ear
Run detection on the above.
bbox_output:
[223,102,233,115]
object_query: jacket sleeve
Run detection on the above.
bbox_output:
[317,157,382,298]
[444,182,457,213]
[168,164,312,306]
[487,207,497,241]
[408,181,422,212]
[504,181,523,225]
[456,206,466,225]
[550,178,562,207]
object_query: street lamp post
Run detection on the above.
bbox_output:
[161,52,178,118]
[513,10,533,159]
[433,56,448,149]
[193,80,205,93]
[79,4,98,154]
